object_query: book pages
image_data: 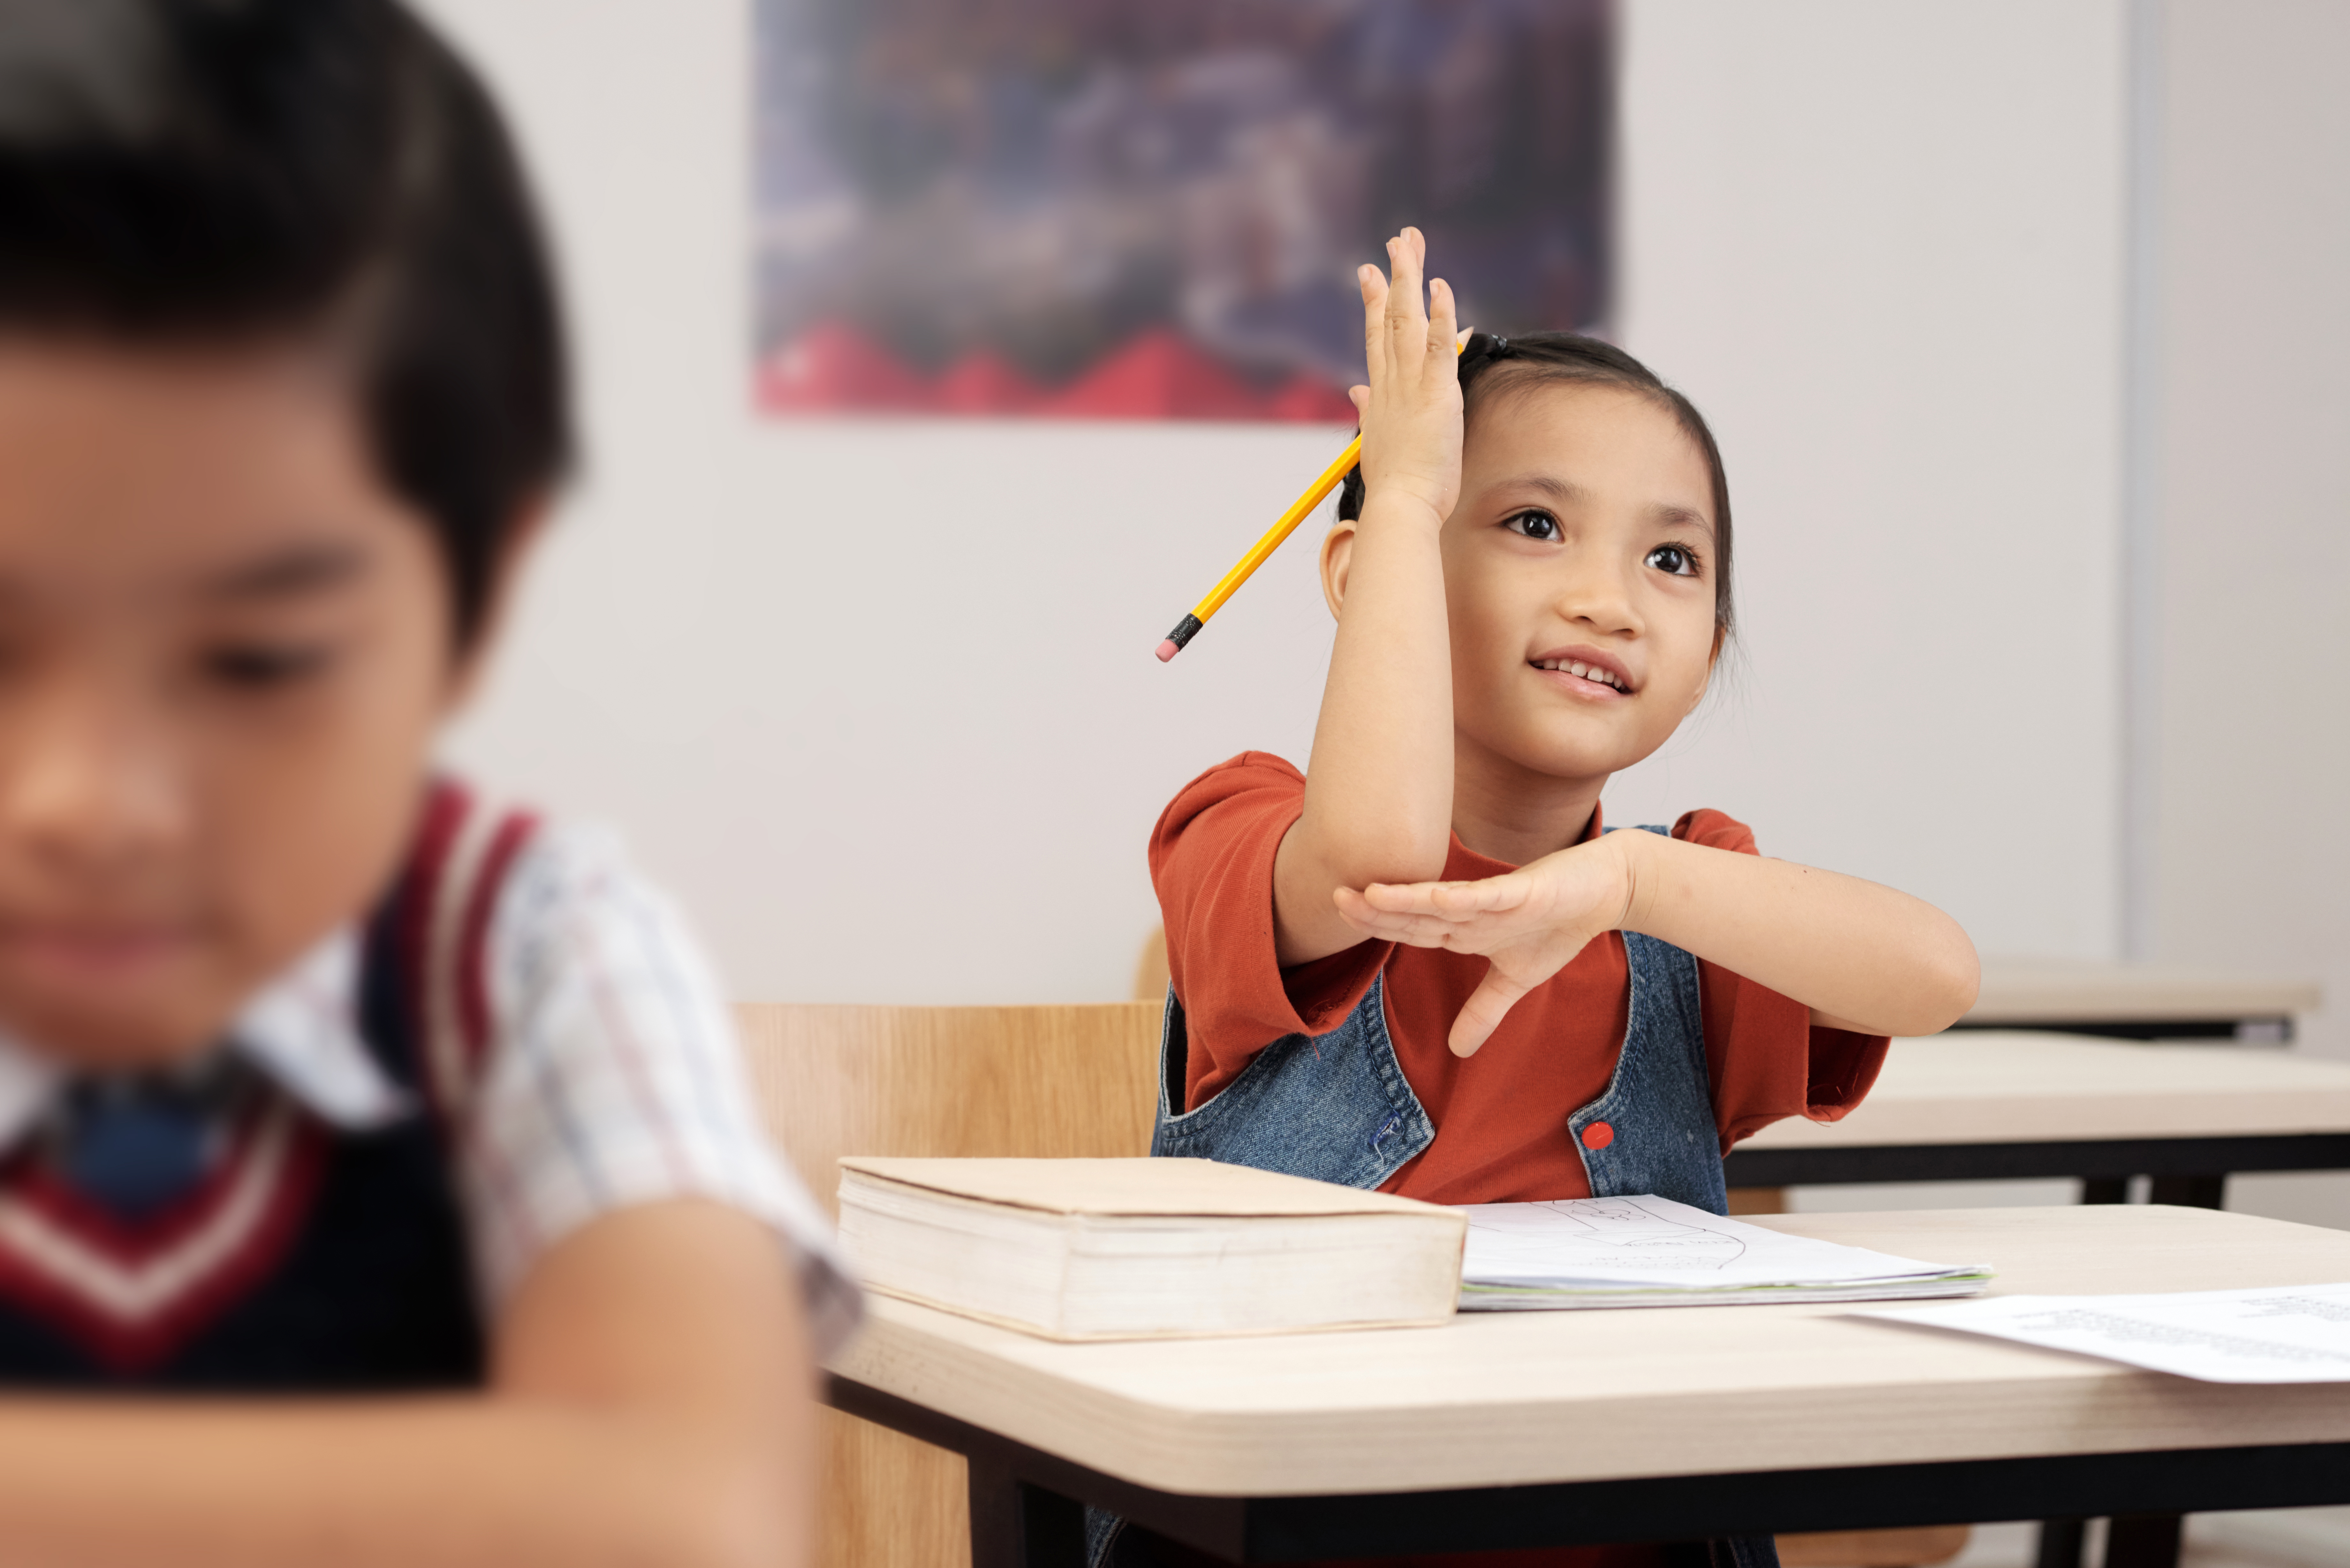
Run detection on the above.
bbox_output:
[1456,1194,1990,1309]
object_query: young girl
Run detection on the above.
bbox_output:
[1120,231,1979,1568]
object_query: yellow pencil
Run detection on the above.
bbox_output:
[1155,335,1467,662]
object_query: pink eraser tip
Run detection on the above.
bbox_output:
[1155,639,1180,663]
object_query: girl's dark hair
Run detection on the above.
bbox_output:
[1339,332,1734,641]
[0,0,572,648]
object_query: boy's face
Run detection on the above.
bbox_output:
[1438,381,1722,788]
[0,340,469,1066]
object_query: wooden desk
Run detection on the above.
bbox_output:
[826,1206,2350,1565]
[1962,958,2321,1041]
[1726,1032,2350,1200]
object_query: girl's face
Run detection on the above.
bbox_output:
[1439,381,1721,788]
[0,339,475,1065]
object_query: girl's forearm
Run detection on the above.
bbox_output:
[0,1396,800,1568]
[1282,493,1456,958]
[1617,833,1979,1037]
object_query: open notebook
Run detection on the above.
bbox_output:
[1457,1195,1993,1309]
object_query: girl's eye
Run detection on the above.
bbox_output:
[1646,544,1701,578]
[203,644,335,690]
[1504,510,1560,542]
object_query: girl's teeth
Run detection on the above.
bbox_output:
[1538,658,1621,689]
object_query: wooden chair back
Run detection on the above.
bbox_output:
[733,1002,1162,1568]
[1132,926,1171,1005]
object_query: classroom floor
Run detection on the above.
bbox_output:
[1951,1512,2350,1568]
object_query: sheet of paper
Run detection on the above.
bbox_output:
[1861,1282,2350,1383]
[1456,1194,1982,1289]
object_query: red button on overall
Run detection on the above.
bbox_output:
[1581,1122,1614,1150]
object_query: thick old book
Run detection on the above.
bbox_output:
[837,1156,1467,1340]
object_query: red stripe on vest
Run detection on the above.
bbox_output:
[0,1104,329,1374]
[399,778,474,1041]
[454,810,538,1080]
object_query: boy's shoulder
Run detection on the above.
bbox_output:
[385,778,653,1098]
[388,777,856,1337]
[398,775,713,1050]
[399,776,671,959]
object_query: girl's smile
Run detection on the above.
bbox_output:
[1528,644,1636,699]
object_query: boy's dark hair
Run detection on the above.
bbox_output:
[0,0,571,648]
[1339,332,1734,643]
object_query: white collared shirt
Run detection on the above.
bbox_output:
[0,815,859,1354]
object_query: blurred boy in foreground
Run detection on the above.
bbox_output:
[0,2,852,1563]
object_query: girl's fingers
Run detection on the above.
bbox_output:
[1363,877,1525,916]
[1358,262,1391,384]
[1335,900,1462,946]
[1383,229,1429,360]
[1426,277,1460,382]
[1335,892,1500,951]
[1429,876,1528,915]
[1449,969,1534,1058]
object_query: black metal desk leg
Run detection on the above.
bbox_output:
[2048,1174,2207,1567]
[967,1453,1088,1568]
[2147,1173,2226,1209]
[2035,1517,2087,1568]
[2104,1513,2182,1568]
[2095,1176,2217,1567]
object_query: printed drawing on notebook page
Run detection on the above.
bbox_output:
[1464,1198,1748,1272]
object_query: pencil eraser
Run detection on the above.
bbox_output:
[1155,639,1180,663]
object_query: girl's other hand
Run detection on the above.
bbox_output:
[1332,837,1635,1057]
[1349,227,1463,528]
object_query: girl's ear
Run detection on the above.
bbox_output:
[445,496,552,711]
[1319,519,1359,622]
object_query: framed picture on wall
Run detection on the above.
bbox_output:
[753,0,1612,420]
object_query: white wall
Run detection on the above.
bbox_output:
[423,0,2131,1006]
[2146,0,2350,1240]
[1610,1,2126,960]
[2149,0,2350,1057]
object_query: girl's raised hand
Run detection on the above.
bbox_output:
[1350,227,1463,528]
[1331,838,1635,1058]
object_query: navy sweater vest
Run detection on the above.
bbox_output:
[0,786,515,1389]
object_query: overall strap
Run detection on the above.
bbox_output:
[1569,826,1731,1215]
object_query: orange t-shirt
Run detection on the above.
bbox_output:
[1149,752,1888,1206]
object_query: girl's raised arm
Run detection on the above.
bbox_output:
[1272,228,1464,967]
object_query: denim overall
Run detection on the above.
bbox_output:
[1087,828,1777,1568]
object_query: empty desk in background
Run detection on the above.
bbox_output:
[1725,1032,2350,1207]
[826,1205,2350,1568]
[1961,958,2321,1042]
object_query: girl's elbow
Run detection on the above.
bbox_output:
[1916,929,1981,1034]
[1322,828,1451,891]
